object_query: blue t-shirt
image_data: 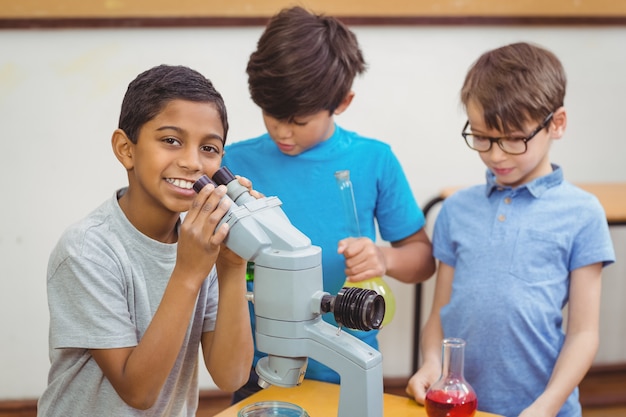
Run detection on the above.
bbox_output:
[223,124,425,382]
[434,165,615,417]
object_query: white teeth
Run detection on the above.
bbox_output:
[166,178,193,189]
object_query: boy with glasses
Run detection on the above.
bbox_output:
[406,42,615,417]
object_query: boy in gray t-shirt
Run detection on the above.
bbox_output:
[38,65,254,416]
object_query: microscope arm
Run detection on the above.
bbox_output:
[194,169,385,417]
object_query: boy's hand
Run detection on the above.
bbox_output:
[175,183,231,286]
[213,174,263,270]
[216,243,245,269]
[405,361,440,404]
[337,237,386,282]
[518,401,554,417]
[235,174,264,199]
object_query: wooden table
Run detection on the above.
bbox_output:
[214,379,502,416]
[413,182,626,372]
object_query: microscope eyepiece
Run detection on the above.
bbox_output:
[321,287,385,331]
[212,166,236,186]
[193,175,217,194]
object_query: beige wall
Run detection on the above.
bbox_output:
[0,24,624,400]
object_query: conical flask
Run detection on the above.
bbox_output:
[334,170,396,327]
[425,338,477,417]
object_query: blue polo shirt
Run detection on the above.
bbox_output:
[223,124,425,383]
[434,165,615,417]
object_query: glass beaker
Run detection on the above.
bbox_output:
[334,170,396,327]
[238,401,309,417]
[425,338,477,417]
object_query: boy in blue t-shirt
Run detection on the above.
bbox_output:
[406,42,615,417]
[223,6,436,401]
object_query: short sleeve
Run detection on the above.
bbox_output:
[48,254,138,349]
[569,197,615,270]
[375,147,425,242]
[432,200,457,268]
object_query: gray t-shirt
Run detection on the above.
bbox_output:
[37,189,218,416]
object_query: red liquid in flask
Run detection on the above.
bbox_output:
[425,338,477,417]
[425,389,477,417]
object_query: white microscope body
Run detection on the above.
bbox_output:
[194,168,384,417]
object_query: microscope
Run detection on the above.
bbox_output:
[194,167,385,417]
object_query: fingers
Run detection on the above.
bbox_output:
[340,237,386,280]
[236,175,264,199]
[202,193,231,244]
[235,175,252,189]
[249,189,264,199]
[189,181,215,213]
[339,237,374,258]
[405,375,428,405]
[414,385,427,405]
[337,238,351,255]
[191,182,226,214]
[187,183,232,241]
[405,384,416,401]
[210,222,230,246]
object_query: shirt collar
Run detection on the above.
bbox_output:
[485,164,563,197]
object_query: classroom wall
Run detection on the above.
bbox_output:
[1,24,625,400]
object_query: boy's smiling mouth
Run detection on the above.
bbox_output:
[165,178,194,189]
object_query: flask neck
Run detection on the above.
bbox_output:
[441,338,466,379]
[334,170,361,237]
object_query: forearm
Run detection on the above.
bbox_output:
[524,263,604,416]
[204,265,253,391]
[93,272,204,409]
[382,231,435,284]
[406,309,445,403]
[420,311,445,367]
[532,331,598,416]
[406,262,452,403]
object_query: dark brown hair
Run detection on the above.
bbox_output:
[119,64,229,144]
[461,42,566,134]
[246,6,366,120]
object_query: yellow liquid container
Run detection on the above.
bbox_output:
[344,277,396,327]
[335,170,396,327]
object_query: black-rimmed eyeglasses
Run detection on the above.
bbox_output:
[462,112,554,155]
